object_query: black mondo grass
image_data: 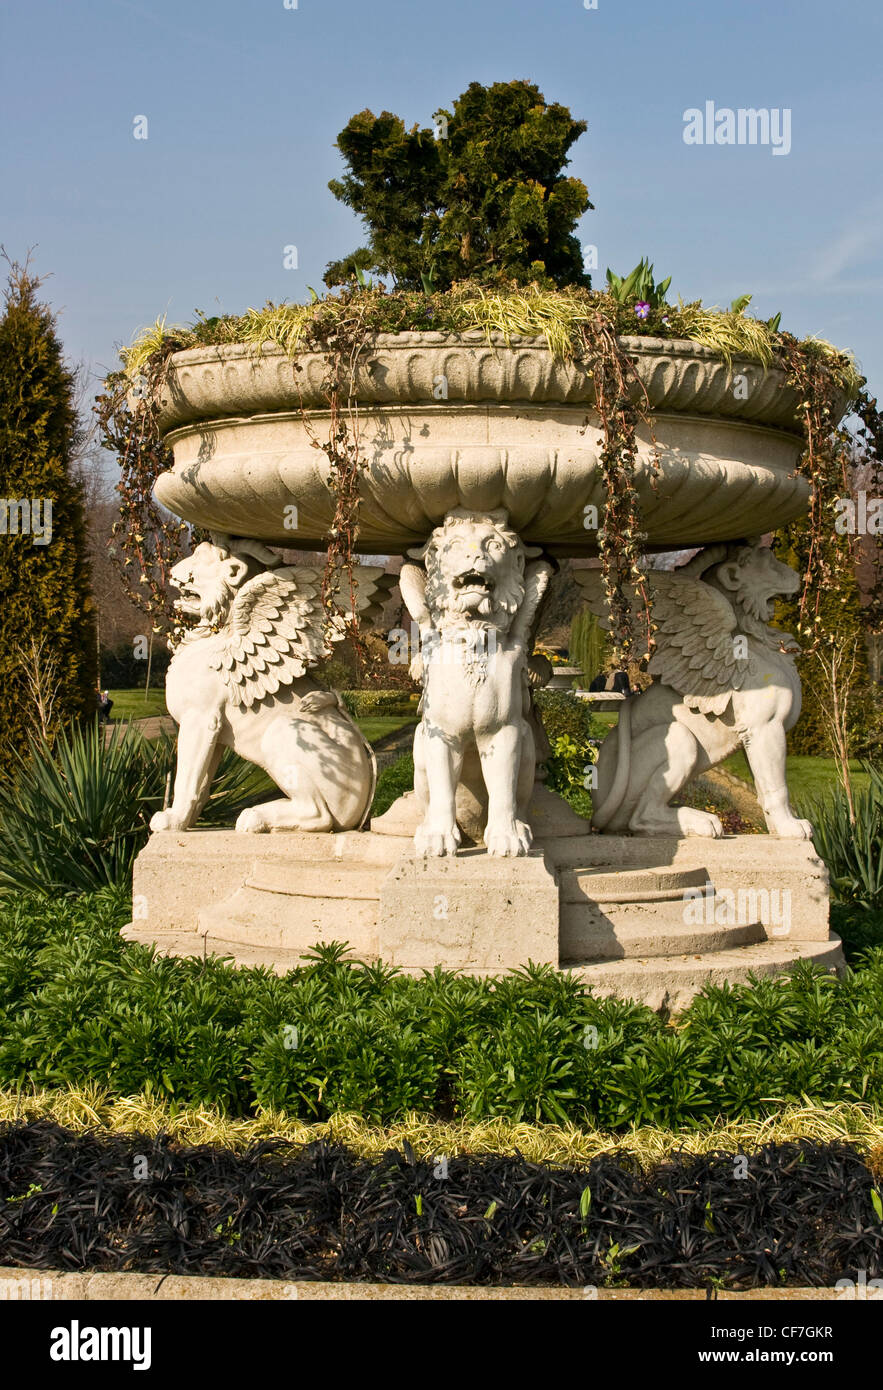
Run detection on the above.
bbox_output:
[1,1123,881,1288]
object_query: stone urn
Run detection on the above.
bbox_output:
[545,664,584,691]
[151,331,813,552]
[128,328,846,1003]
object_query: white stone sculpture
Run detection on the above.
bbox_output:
[149,536,390,835]
[575,543,813,839]
[399,508,554,857]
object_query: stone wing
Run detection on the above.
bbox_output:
[217,568,334,709]
[573,569,743,714]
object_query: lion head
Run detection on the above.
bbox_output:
[410,509,541,632]
[169,539,257,628]
[706,543,800,625]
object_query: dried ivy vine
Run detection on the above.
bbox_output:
[95,292,878,685]
[578,313,658,668]
[94,363,188,633]
[289,302,383,681]
[95,299,384,679]
[778,337,882,651]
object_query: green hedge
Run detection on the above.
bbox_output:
[341,690,419,718]
[1,892,881,1128]
[534,689,607,744]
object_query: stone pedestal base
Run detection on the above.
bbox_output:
[378,851,559,974]
[123,829,844,1010]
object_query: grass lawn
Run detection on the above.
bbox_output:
[357,716,417,744]
[720,750,871,808]
[108,688,168,721]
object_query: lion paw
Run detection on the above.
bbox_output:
[485,819,533,857]
[149,810,185,833]
[236,807,269,834]
[414,821,460,857]
[768,814,813,840]
[676,808,724,839]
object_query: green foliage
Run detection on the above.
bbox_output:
[0,723,275,896]
[340,689,418,719]
[101,643,169,690]
[535,689,607,744]
[774,523,880,757]
[324,80,592,292]
[536,690,606,817]
[569,608,607,683]
[544,735,596,819]
[0,261,97,777]
[369,753,414,820]
[605,258,672,309]
[830,903,883,965]
[1,892,882,1128]
[807,765,883,911]
[119,278,861,386]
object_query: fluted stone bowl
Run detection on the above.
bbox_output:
[152,332,817,554]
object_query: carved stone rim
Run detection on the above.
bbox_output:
[155,332,810,435]
[162,330,772,357]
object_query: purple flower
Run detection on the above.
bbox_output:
[634,301,651,320]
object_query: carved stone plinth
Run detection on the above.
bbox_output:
[378,851,559,974]
[124,830,843,1010]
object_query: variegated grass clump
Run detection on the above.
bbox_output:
[674,302,777,368]
[118,283,863,397]
[120,314,191,378]
[3,1085,881,1170]
[445,284,595,359]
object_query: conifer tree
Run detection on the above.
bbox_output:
[325,79,592,291]
[0,259,97,775]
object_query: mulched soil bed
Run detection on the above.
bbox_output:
[1,1121,881,1288]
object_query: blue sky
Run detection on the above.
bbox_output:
[3,0,882,403]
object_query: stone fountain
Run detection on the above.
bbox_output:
[123,331,844,1008]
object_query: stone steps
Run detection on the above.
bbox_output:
[560,900,766,961]
[569,936,844,1012]
[126,828,843,1007]
[560,864,710,903]
[120,927,326,973]
[246,861,381,900]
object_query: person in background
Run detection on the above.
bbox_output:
[589,669,632,695]
[97,688,113,725]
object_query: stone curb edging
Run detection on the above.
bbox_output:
[0,1267,851,1301]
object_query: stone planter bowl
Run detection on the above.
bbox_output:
[152,332,818,554]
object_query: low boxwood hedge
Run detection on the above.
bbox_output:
[340,690,419,719]
[1,892,882,1130]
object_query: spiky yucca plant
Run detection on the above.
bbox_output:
[0,723,274,895]
[804,766,883,909]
